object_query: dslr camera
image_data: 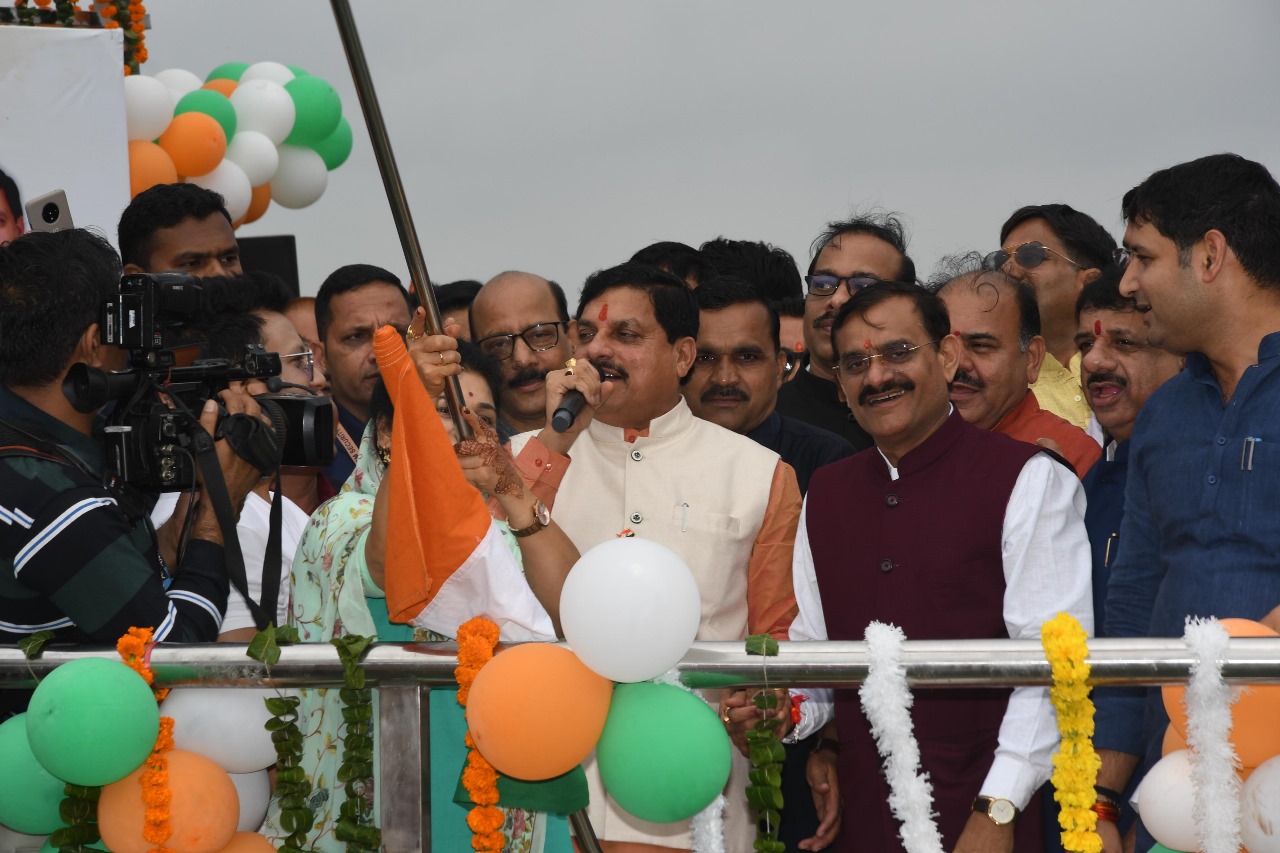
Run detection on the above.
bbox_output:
[63,272,334,491]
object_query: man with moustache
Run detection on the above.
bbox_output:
[510,262,801,853]
[993,204,1116,431]
[684,275,852,494]
[790,281,1092,853]
[1093,153,1280,853]
[313,264,412,488]
[469,271,576,440]
[933,259,1100,477]
[1037,267,1181,853]
[118,183,243,278]
[682,274,851,852]
[776,213,916,451]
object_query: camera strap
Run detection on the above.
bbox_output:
[260,471,284,628]
[189,426,273,632]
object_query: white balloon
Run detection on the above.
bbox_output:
[225,130,280,186]
[1242,755,1280,852]
[188,160,253,222]
[1134,749,1199,852]
[123,75,174,141]
[239,61,296,87]
[230,79,296,146]
[159,687,278,773]
[154,68,203,99]
[228,770,271,832]
[559,538,701,682]
[272,145,328,209]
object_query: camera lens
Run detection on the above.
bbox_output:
[41,203,60,224]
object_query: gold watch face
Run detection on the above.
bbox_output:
[989,798,1016,825]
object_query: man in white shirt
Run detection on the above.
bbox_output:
[787,281,1092,853]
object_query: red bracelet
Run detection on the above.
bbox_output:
[1090,801,1120,823]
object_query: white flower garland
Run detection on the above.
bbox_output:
[859,622,944,853]
[1182,617,1241,853]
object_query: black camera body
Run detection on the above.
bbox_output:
[65,273,334,492]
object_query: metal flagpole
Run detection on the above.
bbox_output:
[328,0,471,441]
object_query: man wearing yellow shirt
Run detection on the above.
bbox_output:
[989,204,1117,430]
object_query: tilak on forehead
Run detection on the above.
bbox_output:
[598,303,608,322]
[1094,319,1103,336]
[863,337,872,351]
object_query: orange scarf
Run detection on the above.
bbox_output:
[372,326,492,623]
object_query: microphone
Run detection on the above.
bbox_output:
[551,390,587,433]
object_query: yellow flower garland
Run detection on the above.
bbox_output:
[1041,612,1101,853]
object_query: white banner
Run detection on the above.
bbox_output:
[0,26,130,247]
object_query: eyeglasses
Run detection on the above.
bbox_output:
[804,274,885,298]
[1113,247,1134,267]
[281,347,314,380]
[982,241,1084,272]
[834,338,942,377]
[476,321,566,361]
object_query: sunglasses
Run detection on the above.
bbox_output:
[804,274,887,298]
[982,241,1084,272]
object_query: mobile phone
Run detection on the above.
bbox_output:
[25,189,74,233]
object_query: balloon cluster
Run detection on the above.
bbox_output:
[465,538,733,824]
[125,61,355,226]
[1135,619,1280,853]
[0,657,282,852]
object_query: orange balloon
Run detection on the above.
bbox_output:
[213,832,276,852]
[243,183,271,225]
[128,140,178,198]
[98,749,239,853]
[157,112,227,178]
[1162,618,1280,768]
[1162,722,1187,756]
[203,78,238,98]
[467,644,613,781]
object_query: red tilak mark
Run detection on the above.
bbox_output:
[467,391,474,398]
[1094,320,1103,336]
[953,329,962,337]
[598,303,608,321]
[863,338,872,351]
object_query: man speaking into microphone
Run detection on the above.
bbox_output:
[507,262,802,853]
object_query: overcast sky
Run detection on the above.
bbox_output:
[152,1,1280,303]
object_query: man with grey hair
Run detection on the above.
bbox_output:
[931,255,1100,477]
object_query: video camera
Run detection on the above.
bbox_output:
[62,272,334,492]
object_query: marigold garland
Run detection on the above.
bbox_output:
[1040,613,1102,853]
[455,617,504,853]
[117,627,174,853]
[117,625,169,700]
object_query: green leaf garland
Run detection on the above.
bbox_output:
[744,633,785,853]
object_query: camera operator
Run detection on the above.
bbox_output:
[0,230,267,677]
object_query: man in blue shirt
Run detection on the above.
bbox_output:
[1095,152,1280,852]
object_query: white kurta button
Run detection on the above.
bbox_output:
[630,449,643,461]
[629,512,643,524]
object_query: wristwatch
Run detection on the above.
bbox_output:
[972,796,1018,826]
[509,499,551,538]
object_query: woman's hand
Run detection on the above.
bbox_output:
[405,306,462,400]
[455,408,524,499]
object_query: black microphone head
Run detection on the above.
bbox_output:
[550,389,587,433]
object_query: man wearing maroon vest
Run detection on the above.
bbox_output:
[788,281,1093,853]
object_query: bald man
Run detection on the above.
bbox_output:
[469,271,577,436]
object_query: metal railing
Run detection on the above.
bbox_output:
[6,637,1280,852]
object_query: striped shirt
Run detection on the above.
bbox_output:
[0,388,228,650]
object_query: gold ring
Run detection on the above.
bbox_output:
[721,710,731,724]
[405,326,422,342]
[438,351,445,364]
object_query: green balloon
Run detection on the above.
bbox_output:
[287,64,310,77]
[174,89,237,143]
[26,658,159,787]
[595,682,732,823]
[284,75,342,147]
[205,61,249,82]
[1145,846,1189,853]
[312,115,354,170]
[0,714,66,834]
